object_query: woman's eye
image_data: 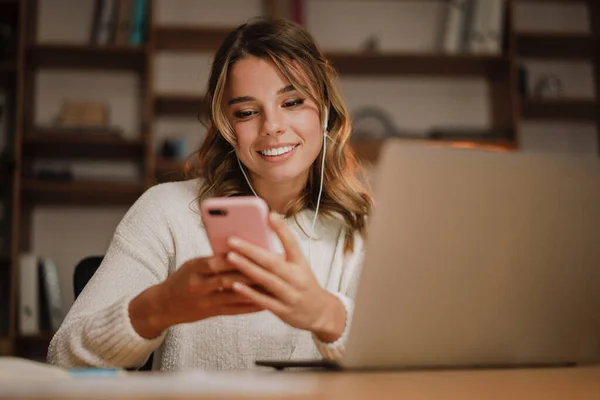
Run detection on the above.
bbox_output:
[234,110,255,119]
[283,99,304,108]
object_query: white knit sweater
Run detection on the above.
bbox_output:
[48,179,364,371]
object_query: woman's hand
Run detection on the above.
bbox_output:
[129,256,263,339]
[226,213,347,343]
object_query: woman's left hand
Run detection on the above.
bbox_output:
[226,213,346,343]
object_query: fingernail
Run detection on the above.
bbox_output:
[228,237,241,247]
[227,252,239,261]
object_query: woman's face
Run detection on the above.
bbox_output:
[224,56,323,186]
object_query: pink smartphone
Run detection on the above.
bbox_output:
[200,196,278,255]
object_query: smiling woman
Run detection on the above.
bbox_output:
[48,18,373,372]
[196,18,371,243]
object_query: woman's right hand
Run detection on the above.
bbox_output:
[129,256,262,339]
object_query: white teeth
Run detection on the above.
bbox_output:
[259,145,296,156]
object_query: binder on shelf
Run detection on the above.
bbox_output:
[443,0,471,54]
[18,253,39,336]
[39,258,64,332]
[19,254,64,335]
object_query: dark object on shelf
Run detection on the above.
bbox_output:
[159,138,186,159]
[73,255,153,371]
[517,64,529,97]
[360,35,380,53]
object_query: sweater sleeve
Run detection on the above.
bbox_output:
[313,232,364,360]
[47,185,175,369]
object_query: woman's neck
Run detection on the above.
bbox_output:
[251,173,308,214]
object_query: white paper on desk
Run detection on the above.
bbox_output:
[0,357,70,383]
[1,370,318,398]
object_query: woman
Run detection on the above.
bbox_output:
[48,17,372,371]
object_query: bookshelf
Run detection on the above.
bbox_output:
[0,0,598,360]
[514,0,600,146]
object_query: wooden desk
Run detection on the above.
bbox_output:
[14,366,600,400]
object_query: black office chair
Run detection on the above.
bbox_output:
[73,256,154,371]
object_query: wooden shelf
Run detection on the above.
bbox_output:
[154,93,204,116]
[326,53,508,76]
[21,180,145,206]
[154,26,232,51]
[23,132,145,159]
[516,32,596,59]
[521,98,598,121]
[26,43,147,70]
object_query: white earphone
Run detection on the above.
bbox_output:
[236,107,329,267]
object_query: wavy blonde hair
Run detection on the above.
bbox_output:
[192,18,372,252]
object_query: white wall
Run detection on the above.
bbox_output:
[32,0,598,309]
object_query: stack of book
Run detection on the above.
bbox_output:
[90,0,148,46]
[442,0,506,55]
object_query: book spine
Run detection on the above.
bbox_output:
[129,0,147,46]
[40,258,64,331]
[90,0,103,44]
[484,0,505,54]
[95,0,119,45]
[37,259,51,332]
[467,0,492,54]
[443,0,469,54]
[19,254,39,335]
[114,0,134,46]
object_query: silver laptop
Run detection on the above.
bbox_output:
[257,139,600,370]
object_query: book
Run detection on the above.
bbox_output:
[443,0,470,54]
[18,253,39,336]
[483,0,505,54]
[129,0,147,46]
[466,0,492,54]
[39,258,64,332]
[91,0,119,45]
[114,0,134,46]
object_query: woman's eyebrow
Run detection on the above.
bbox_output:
[227,85,296,106]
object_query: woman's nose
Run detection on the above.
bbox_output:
[261,110,286,136]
